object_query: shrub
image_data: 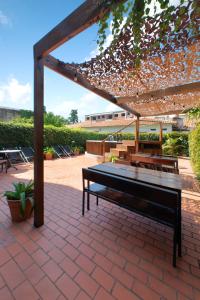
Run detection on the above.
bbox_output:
[0,122,189,157]
[189,124,200,179]
[162,132,189,156]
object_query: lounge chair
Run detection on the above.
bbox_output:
[60,145,73,157]
[53,145,67,158]
[19,147,34,162]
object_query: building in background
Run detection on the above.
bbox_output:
[0,107,20,122]
[69,110,180,133]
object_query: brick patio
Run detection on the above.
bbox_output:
[0,155,200,300]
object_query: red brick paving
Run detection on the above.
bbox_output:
[0,156,199,299]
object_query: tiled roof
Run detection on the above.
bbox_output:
[68,118,175,129]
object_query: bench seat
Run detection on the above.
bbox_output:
[89,183,175,227]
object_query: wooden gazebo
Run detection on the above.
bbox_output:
[33,0,200,227]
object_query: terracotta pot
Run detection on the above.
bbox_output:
[74,150,80,156]
[7,199,33,222]
[45,153,53,160]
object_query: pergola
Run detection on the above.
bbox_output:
[33,0,200,227]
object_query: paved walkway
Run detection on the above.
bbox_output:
[0,156,200,300]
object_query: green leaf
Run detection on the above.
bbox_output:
[20,192,26,217]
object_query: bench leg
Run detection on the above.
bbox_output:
[96,196,99,206]
[178,218,182,257]
[82,191,85,216]
[87,192,90,211]
[173,229,177,267]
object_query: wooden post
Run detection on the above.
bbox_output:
[159,122,163,143]
[135,116,139,153]
[102,141,106,162]
[34,56,44,227]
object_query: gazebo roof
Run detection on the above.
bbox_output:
[56,1,200,116]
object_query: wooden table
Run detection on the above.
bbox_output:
[130,153,178,173]
[89,162,182,192]
[87,162,182,266]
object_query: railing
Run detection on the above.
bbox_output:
[102,120,135,162]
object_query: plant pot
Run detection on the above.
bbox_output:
[74,150,80,156]
[7,199,33,222]
[45,153,53,160]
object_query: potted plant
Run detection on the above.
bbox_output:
[73,146,80,156]
[109,153,118,163]
[43,147,55,160]
[4,181,34,222]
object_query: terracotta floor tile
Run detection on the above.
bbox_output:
[14,250,33,270]
[75,270,99,298]
[13,280,39,300]
[0,157,200,300]
[92,266,114,292]
[24,263,45,285]
[56,273,80,299]
[32,249,49,266]
[112,282,140,300]
[42,259,63,281]
[0,260,25,289]
[59,256,79,278]
[76,254,95,274]
[0,286,14,300]
[95,288,116,300]
[35,276,60,300]
[0,248,11,267]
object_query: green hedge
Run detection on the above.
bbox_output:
[0,122,189,156]
[189,124,200,179]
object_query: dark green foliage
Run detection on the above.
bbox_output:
[0,122,34,148]
[189,124,200,179]
[19,109,34,118]
[162,132,189,156]
[68,110,78,124]
[44,112,68,127]
[0,122,189,157]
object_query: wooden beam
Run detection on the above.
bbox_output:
[34,0,125,58]
[34,56,44,227]
[118,103,141,118]
[159,122,163,143]
[44,55,141,117]
[44,55,116,103]
[117,81,200,105]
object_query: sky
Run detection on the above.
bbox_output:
[0,0,120,120]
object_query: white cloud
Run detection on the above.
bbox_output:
[49,92,121,121]
[0,78,31,107]
[106,102,121,112]
[0,11,11,26]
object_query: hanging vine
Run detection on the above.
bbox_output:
[97,0,200,66]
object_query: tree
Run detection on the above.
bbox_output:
[185,107,200,128]
[68,109,78,124]
[12,110,68,127]
[44,112,68,127]
[19,109,33,118]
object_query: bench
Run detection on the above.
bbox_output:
[82,168,181,267]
